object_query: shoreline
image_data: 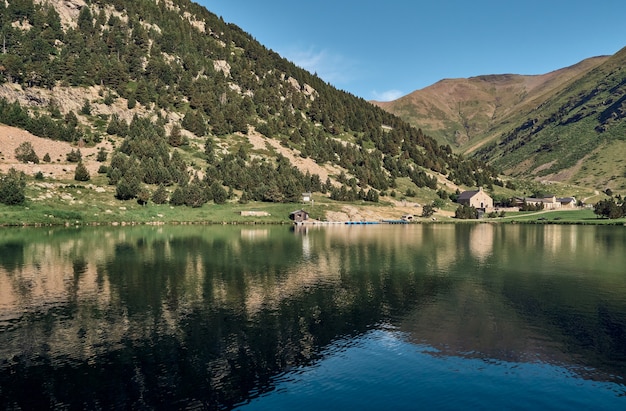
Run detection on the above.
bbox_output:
[1,217,625,228]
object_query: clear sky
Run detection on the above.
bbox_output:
[198,0,625,101]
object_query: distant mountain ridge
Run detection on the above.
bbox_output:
[373,56,609,149]
[373,49,626,191]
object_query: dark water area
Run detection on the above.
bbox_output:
[0,224,625,410]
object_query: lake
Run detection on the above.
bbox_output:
[1,224,625,410]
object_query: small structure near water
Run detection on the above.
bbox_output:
[289,209,309,223]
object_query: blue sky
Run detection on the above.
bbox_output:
[199,1,625,101]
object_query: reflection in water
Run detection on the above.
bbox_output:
[469,223,494,261]
[0,225,625,409]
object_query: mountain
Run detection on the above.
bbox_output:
[0,0,498,214]
[375,49,626,192]
[373,57,608,149]
[475,47,626,191]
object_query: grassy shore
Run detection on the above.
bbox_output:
[1,178,624,226]
[3,197,625,227]
[0,198,307,226]
[477,208,626,225]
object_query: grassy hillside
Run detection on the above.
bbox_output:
[474,46,626,192]
[375,49,626,193]
[373,57,607,149]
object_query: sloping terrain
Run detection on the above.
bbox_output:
[474,47,626,191]
[0,0,497,213]
[375,48,626,191]
[373,57,608,150]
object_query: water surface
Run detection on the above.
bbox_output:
[0,224,625,409]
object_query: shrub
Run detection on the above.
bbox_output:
[66,149,82,162]
[432,198,446,208]
[454,204,478,219]
[0,168,26,205]
[103,93,116,106]
[421,204,435,217]
[15,142,39,164]
[96,147,108,162]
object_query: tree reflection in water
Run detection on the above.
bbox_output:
[0,224,625,409]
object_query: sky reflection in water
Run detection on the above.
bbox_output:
[239,328,626,411]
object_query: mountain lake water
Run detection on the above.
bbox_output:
[0,223,625,410]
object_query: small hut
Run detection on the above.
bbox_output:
[289,209,309,223]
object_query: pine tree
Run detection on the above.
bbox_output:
[211,181,228,204]
[0,168,26,205]
[238,190,249,204]
[152,184,168,204]
[168,124,184,147]
[96,147,107,162]
[66,149,82,162]
[136,188,151,206]
[115,172,142,200]
[74,161,90,181]
[169,187,185,206]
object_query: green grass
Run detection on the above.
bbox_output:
[1,173,620,227]
[0,176,307,226]
[500,209,626,225]
[0,199,305,226]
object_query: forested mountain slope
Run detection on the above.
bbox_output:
[0,0,496,209]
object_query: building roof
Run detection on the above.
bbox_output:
[458,190,480,200]
[557,197,576,203]
[458,187,490,200]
